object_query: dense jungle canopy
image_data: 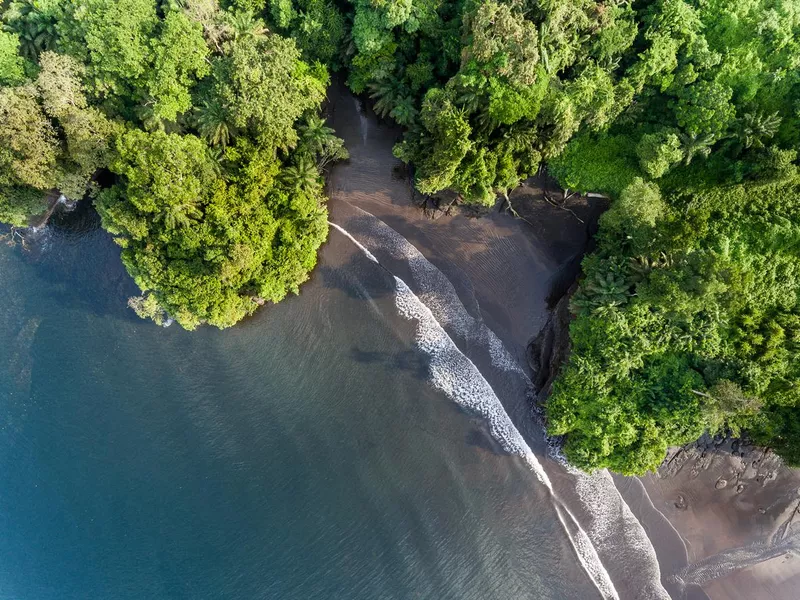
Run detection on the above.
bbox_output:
[1,0,799,474]
[0,0,345,329]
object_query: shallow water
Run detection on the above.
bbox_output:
[0,204,611,599]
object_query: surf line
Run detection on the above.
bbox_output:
[344,205,525,376]
[329,221,620,600]
[335,210,671,600]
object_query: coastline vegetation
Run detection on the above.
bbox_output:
[1,0,798,473]
[334,0,800,474]
[545,0,800,474]
[0,0,345,329]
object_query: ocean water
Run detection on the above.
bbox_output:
[0,205,611,600]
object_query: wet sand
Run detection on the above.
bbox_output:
[642,438,800,599]
[324,82,800,598]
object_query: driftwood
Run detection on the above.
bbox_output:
[561,187,578,202]
[1,227,28,248]
[415,191,460,220]
[31,193,66,229]
[544,191,585,224]
[417,194,436,218]
[432,195,459,219]
[500,195,536,228]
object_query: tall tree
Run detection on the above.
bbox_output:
[209,34,326,150]
[0,31,26,85]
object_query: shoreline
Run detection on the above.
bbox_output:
[325,82,800,599]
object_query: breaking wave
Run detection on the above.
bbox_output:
[330,221,619,599]
[331,215,672,599]
[343,207,524,375]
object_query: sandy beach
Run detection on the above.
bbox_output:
[326,82,800,599]
[640,439,800,599]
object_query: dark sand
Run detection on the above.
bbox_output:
[325,82,800,599]
[641,439,800,599]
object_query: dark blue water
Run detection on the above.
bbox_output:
[0,206,603,599]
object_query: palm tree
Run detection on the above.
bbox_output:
[368,81,398,119]
[4,0,58,61]
[158,199,202,231]
[503,126,538,154]
[206,146,225,176]
[297,115,336,155]
[457,89,484,114]
[280,154,321,192]
[475,108,498,134]
[297,115,348,170]
[341,28,360,59]
[195,99,234,147]
[389,96,418,127]
[225,10,268,41]
[736,111,781,149]
[570,271,631,313]
[678,131,715,166]
[628,252,673,283]
[538,21,552,74]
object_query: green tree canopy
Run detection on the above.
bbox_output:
[96,129,329,329]
[546,0,800,474]
[0,1,344,329]
[0,31,26,85]
[208,34,327,150]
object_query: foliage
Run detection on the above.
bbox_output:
[0,0,344,329]
[344,0,640,203]
[546,0,800,474]
[206,34,327,151]
[334,0,800,471]
[0,84,59,192]
[0,185,49,226]
[0,31,26,85]
[266,0,346,67]
[2,0,800,469]
[96,129,328,329]
[597,178,665,253]
[2,0,60,62]
[0,51,117,209]
[635,130,682,179]
[549,134,639,196]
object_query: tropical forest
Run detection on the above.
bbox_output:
[1,0,799,475]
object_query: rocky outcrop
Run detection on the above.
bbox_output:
[527,280,576,400]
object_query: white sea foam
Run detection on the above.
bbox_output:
[330,221,620,599]
[330,222,380,263]
[333,215,676,597]
[393,273,620,599]
[331,223,531,461]
[548,437,670,599]
[572,469,670,600]
[347,207,525,375]
[334,216,678,597]
[337,212,673,599]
